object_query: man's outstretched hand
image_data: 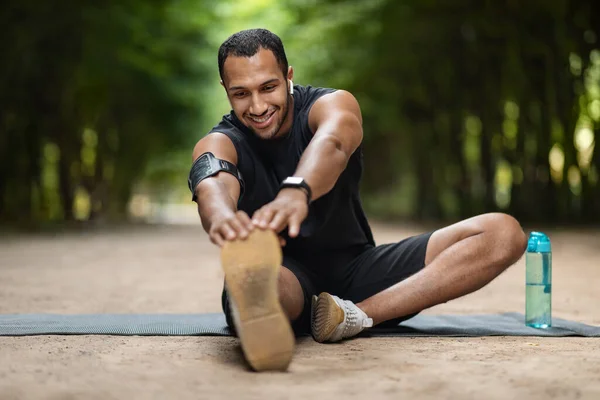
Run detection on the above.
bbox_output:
[251,188,309,239]
[208,208,291,247]
[208,210,255,247]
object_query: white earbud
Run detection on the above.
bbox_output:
[289,80,294,95]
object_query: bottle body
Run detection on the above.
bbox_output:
[525,251,552,327]
[525,232,552,328]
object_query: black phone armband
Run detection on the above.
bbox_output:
[187,152,244,202]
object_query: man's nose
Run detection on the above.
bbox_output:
[249,93,268,116]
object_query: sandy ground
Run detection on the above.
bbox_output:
[1,214,599,400]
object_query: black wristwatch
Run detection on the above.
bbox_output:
[279,177,312,204]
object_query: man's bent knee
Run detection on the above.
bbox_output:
[425,212,526,265]
[485,213,527,268]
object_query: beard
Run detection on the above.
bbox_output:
[248,92,291,140]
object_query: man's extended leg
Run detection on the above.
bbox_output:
[221,229,314,370]
[222,265,305,332]
[221,229,296,371]
[312,213,527,341]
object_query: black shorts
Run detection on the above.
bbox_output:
[222,231,433,336]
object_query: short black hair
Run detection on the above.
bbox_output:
[218,28,289,81]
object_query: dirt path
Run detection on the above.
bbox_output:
[1,220,599,399]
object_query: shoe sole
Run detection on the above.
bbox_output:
[221,229,295,371]
[311,292,345,343]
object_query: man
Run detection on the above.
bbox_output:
[189,28,527,372]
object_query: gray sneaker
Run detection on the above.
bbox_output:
[311,292,373,343]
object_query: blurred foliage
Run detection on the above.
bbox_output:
[282,0,600,224]
[0,0,212,224]
[2,0,600,225]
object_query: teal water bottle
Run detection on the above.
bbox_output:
[525,232,552,328]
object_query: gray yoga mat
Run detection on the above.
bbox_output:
[0,312,598,337]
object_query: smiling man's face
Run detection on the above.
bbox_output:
[222,48,294,139]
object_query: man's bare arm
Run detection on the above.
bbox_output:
[251,90,363,237]
[295,89,363,200]
[191,133,253,246]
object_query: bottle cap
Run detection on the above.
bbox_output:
[527,231,551,253]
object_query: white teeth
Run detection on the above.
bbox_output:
[249,113,272,124]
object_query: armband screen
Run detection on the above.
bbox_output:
[187,152,244,202]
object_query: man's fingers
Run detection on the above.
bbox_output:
[236,211,254,231]
[220,222,237,241]
[269,209,291,232]
[210,231,225,247]
[287,212,303,238]
[253,208,275,228]
[228,217,249,239]
[251,209,263,225]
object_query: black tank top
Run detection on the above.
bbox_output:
[208,85,375,259]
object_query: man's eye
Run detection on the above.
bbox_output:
[263,86,275,91]
[233,92,246,98]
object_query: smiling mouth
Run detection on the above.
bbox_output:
[247,110,276,129]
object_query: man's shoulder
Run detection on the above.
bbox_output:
[207,112,250,142]
[295,84,338,114]
[208,112,237,134]
[296,84,338,100]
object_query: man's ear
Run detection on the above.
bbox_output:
[287,66,294,81]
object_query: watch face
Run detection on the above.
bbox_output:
[286,177,303,184]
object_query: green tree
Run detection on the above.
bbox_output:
[285,0,600,224]
[0,0,212,224]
